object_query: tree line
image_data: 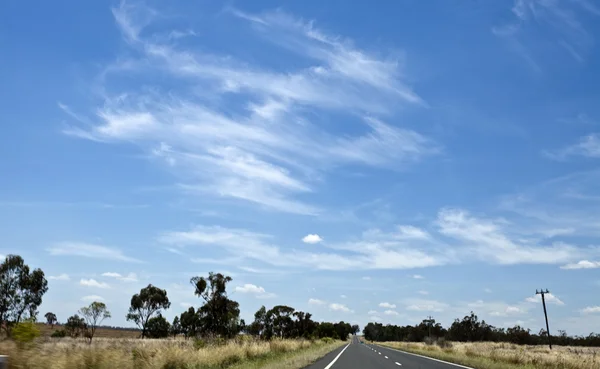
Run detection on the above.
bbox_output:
[363,311,600,347]
[0,255,358,343]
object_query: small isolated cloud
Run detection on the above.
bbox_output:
[368,310,378,315]
[525,293,564,305]
[362,276,371,280]
[484,288,493,293]
[234,283,275,298]
[412,274,424,279]
[102,272,139,282]
[308,298,326,306]
[379,302,396,309]
[340,294,347,299]
[384,310,399,316]
[581,306,600,314]
[329,303,352,313]
[302,234,323,244]
[48,242,141,263]
[418,290,429,295]
[561,260,600,270]
[48,273,70,281]
[79,279,110,289]
[81,295,104,302]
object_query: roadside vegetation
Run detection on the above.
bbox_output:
[0,254,354,368]
[376,341,599,369]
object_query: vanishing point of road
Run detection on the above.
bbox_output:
[305,335,471,369]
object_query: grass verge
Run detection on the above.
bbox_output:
[0,337,345,369]
[376,341,599,369]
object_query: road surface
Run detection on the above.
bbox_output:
[304,335,472,369]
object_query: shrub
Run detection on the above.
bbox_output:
[12,319,41,347]
[51,329,67,338]
[435,337,453,348]
[320,337,335,344]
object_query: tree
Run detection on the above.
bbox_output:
[191,272,242,338]
[0,255,48,335]
[64,314,87,338]
[79,301,111,343]
[170,316,182,337]
[179,306,200,338]
[146,313,171,338]
[126,284,170,338]
[269,305,295,338]
[45,312,57,328]
[11,318,41,347]
[351,324,360,335]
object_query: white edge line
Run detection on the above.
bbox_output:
[375,345,474,369]
[324,343,350,369]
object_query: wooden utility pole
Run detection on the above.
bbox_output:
[536,289,552,349]
[425,316,434,339]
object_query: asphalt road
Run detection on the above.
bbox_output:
[304,336,472,369]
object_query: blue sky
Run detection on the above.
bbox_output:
[2,0,600,335]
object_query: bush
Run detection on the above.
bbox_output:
[12,320,41,346]
[51,329,67,338]
[320,337,335,344]
[436,337,453,348]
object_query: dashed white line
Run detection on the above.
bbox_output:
[385,356,389,359]
[395,362,402,366]
[378,352,381,355]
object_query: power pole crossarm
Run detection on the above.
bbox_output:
[536,289,552,349]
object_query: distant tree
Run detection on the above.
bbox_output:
[179,306,200,339]
[351,324,360,335]
[45,312,57,328]
[146,313,171,338]
[0,255,48,336]
[64,314,87,338]
[126,284,171,338]
[79,301,111,343]
[269,305,295,338]
[248,305,271,339]
[170,316,182,337]
[191,272,242,338]
[293,311,316,338]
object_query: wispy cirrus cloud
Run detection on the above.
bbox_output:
[492,0,600,68]
[48,242,142,263]
[101,272,139,282]
[560,260,600,269]
[234,284,276,299]
[48,273,70,281]
[544,133,600,160]
[61,0,439,215]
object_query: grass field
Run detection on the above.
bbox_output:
[34,323,141,339]
[0,336,345,369]
[377,341,599,369]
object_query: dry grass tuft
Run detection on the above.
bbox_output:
[0,336,344,369]
[378,341,600,369]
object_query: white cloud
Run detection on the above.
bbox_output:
[362,276,371,280]
[64,2,439,216]
[329,303,352,313]
[525,293,564,306]
[404,298,448,312]
[437,208,583,265]
[48,242,141,263]
[418,290,429,295]
[545,134,600,160]
[367,310,378,315]
[379,302,396,309]
[484,288,493,293]
[81,295,104,302]
[102,272,139,282]
[79,279,111,289]
[340,294,347,299]
[234,284,275,298]
[308,298,326,306]
[384,310,399,316]
[561,260,600,270]
[302,234,323,244]
[48,273,70,281]
[412,274,424,279]
[581,306,600,314]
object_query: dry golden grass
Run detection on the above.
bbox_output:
[377,341,600,369]
[0,336,345,369]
